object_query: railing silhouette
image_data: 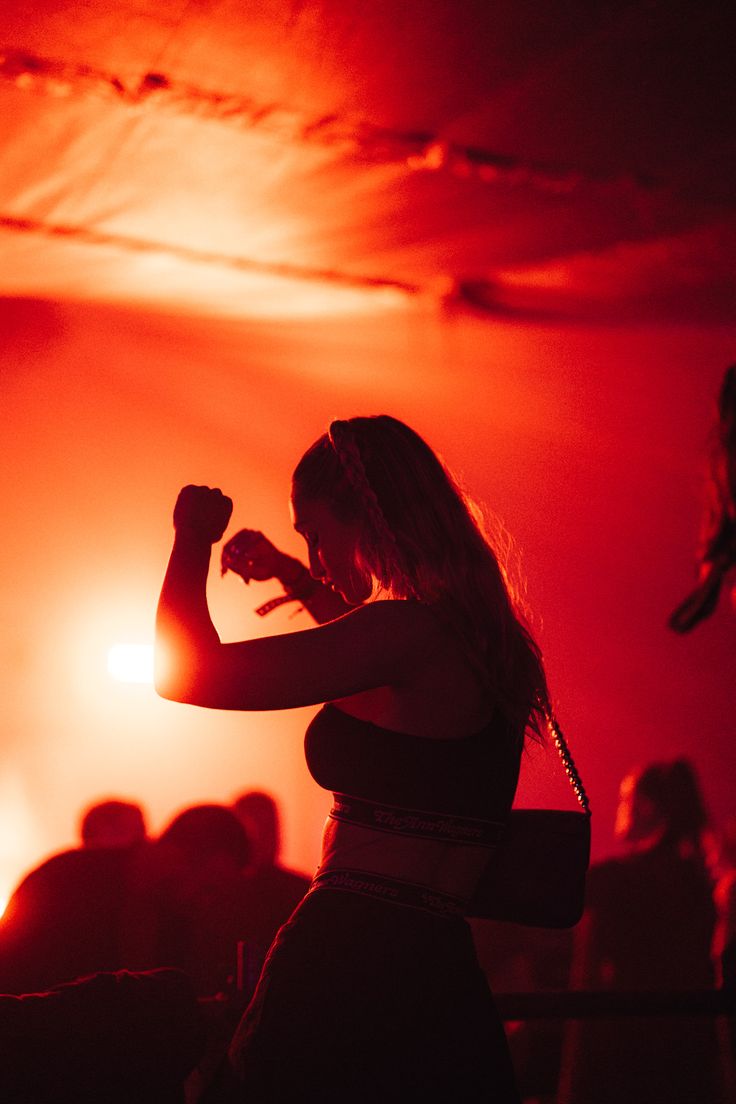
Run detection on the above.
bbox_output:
[493,986,736,1020]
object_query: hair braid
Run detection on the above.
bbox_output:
[328,419,399,555]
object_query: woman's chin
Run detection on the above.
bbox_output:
[346,581,374,605]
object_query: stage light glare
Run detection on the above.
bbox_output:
[107,643,154,684]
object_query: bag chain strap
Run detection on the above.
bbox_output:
[546,713,591,815]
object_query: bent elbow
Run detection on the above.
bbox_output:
[154,668,204,706]
[154,668,185,703]
[153,645,224,708]
[154,673,183,702]
[153,643,191,703]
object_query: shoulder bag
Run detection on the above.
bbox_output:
[466,716,591,928]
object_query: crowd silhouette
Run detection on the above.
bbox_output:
[0,791,307,1002]
[1,761,735,1102]
[0,789,312,1102]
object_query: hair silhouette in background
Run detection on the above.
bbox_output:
[670,364,736,632]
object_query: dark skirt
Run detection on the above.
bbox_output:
[224,885,520,1103]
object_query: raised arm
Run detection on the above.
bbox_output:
[155,486,439,712]
[155,485,233,698]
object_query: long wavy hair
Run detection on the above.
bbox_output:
[702,363,736,555]
[292,414,550,742]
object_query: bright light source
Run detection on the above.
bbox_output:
[107,643,154,684]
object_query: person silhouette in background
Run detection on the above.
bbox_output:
[708,813,736,986]
[151,804,253,998]
[670,364,736,632]
[558,757,723,1104]
[707,812,736,1092]
[0,797,153,994]
[230,791,310,979]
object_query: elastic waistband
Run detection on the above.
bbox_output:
[329,792,505,847]
[308,867,466,918]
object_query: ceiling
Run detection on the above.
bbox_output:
[1,0,734,323]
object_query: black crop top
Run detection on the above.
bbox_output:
[305,703,522,826]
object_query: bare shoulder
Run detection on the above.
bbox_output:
[332,601,492,735]
[325,599,454,691]
[336,599,446,651]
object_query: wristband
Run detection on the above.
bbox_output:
[278,561,318,600]
[256,562,318,617]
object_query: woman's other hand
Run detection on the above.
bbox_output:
[221,529,286,582]
[173,485,233,544]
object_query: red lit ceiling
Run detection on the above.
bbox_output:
[0,0,734,322]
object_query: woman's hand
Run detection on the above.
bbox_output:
[221,529,287,583]
[173,485,233,544]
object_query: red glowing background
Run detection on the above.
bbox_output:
[1,1,734,908]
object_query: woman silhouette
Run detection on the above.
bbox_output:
[156,414,552,1102]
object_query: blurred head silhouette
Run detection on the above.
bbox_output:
[79,798,147,849]
[158,803,251,872]
[614,758,709,857]
[231,791,281,869]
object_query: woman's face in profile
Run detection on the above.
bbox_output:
[290,494,372,605]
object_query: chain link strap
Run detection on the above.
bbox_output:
[546,713,591,815]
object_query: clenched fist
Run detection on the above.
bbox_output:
[173,485,233,544]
